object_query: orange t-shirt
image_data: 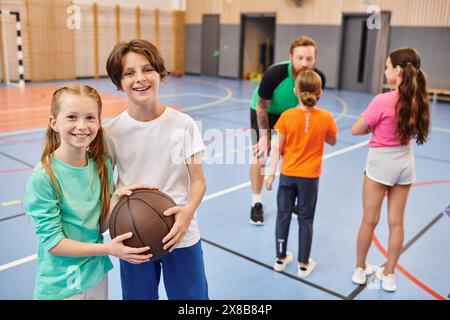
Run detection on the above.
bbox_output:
[274,106,338,178]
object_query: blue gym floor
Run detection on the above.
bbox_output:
[0,75,449,300]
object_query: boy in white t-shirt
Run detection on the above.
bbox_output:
[104,39,208,300]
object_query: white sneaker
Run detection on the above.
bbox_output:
[297,259,316,278]
[351,263,375,285]
[273,251,293,272]
[376,267,397,292]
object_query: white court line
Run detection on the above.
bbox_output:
[202,140,369,202]
[0,254,37,271]
[0,139,369,271]
[191,93,350,122]
[190,93,450,135]
[431,126,450,134]
[0,90,230,138]
[332,95,349,122]
[1,90,449,270]
[323,140,369,159]
[190,92,250,104]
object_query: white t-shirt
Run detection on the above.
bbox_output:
[103,106,206,248]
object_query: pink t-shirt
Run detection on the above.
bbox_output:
[362,90,403,147]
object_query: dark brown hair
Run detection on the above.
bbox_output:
[295,70,322,107]
[42,85,110,222]
[106,39,168,90]
[290,35,317,56]
[389,48,430,145]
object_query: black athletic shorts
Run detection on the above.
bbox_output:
[250,108,280,145]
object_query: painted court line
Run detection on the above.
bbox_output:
[203,140,369,202]
[0,98,128,116]
[1,200,21,207]
[0,140,370,271]
[201,238,346,300]
[349,181,450,300]
[0,254,37,271]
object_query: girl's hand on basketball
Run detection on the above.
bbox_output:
[108,232,152,264]
[161,205,193,252]
[111,184,159,209]
[265,175,275,191]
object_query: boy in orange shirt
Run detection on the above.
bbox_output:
[266,70,338,278]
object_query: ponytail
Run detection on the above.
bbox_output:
[390,48,430,145]
[300,92,318,107]
[415,69,430,144]
[41,126,61,196]
[88,127,110,222]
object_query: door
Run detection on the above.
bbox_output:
[201,14,220,77]
[339,16,378,92]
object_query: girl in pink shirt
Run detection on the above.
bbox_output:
[350,48,430,292]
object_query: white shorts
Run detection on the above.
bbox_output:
[64,274,108,300]
[365,145,415,186]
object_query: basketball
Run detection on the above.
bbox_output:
[109,189,176,260]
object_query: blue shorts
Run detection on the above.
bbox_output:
[120,240,209,300]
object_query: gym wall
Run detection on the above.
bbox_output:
[0,0,185,82]
[185,0,450,89]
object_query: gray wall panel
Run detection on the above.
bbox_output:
[185,24,202,74]
[219,24,241,78]
[389,27,450,90]
[190,23,449,90]
[274,25,342,88]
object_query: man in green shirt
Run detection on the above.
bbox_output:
[249,35,326,225]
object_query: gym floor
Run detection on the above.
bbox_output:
[0,75,449,300]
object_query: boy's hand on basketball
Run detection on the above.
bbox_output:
[161,205,194,252]
[265,175,275,191]
[108,232,152,264]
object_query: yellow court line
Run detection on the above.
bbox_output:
[0,98,128,115]
[1,200,22,207]
[181,80,233,112]
[0,82,234,212]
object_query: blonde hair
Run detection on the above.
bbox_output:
[296,70,322,107]
[41,85,110,221]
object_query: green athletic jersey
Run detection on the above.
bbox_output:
[250,61,326,115]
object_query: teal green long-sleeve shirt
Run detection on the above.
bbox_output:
[23,155,114,300]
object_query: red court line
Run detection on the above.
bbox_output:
[0,168,33,174]
[373,179,450,300]
[0,137,42,145]
[0,86,128,132]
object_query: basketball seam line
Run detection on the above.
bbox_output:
[127,197,147,248]
[132,190,176,232]
[132,198,173,234]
